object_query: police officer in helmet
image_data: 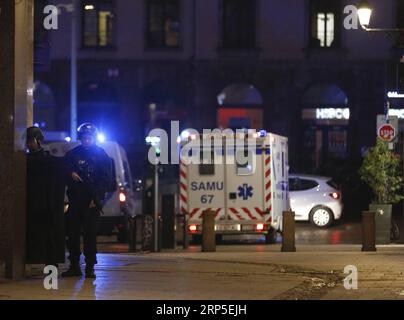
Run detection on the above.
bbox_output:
[26,126,45,153]
[62,123,111,279]
[26,126,66,268]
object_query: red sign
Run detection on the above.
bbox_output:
[378,124,396,142]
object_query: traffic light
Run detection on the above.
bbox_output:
[145,136,162,162]
[155,146,161,158]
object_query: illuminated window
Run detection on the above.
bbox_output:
[309,0,340,48]
[146,0,181,49]
[317,13,334,47]
[222,0,256,49]
[82,0,114,48]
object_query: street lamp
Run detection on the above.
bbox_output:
[357,0,372,29]
[57,1,78,141]
[145,135,161,252]
[357,0,404,32]
[357,0,404,150]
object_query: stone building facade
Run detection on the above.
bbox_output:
[35,0,404,175]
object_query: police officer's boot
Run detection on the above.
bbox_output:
[62,263,82,277]
[85,265,96,279]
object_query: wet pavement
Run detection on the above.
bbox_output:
[0,254,306,300]
[4,218,401,300]
[1,244,404,300]
[97,219,363,254]
[294,219,361,245]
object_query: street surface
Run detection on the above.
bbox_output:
[0,244,403,300]
[1,219,403,300]
[95,219,362,254]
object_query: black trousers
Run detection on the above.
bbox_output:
[66,197,99,266]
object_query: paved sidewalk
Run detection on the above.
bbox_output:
[0,245,403,300]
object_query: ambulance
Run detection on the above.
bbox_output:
[178,130,290,243]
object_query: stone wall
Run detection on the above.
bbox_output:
[0,0,33,279]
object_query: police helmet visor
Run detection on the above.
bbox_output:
[26,137,39,150]
[77,123,98,138]
[26,127,44,142]
[80,134,96,146]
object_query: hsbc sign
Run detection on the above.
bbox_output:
[316,108,350,120]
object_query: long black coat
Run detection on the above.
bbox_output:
[26,149,66,264]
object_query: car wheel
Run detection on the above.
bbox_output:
[309,206,334,228]
[265,228,278,244]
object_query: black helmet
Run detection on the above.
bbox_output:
[77,123,98,140]
[26,126,45,142]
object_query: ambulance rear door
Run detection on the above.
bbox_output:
[225,147,265,223]
[186,147,226,222]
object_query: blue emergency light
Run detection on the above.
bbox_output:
[97,133,106,143]
[259,130,267,137]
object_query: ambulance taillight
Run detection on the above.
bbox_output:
[255,224,269,232]
[256,224,265,231]
[119,191,127,203]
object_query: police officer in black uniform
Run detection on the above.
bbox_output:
[62,123,111,279]
[26,127,66,268]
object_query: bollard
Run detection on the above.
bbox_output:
[202,210,216,252]
[128,215,137,253]
[362,211,376,252]
[142,215,153,252]
[151,215,158,253]
[183,214,189,249]
[281,211,296,252]
[161,195,176,249]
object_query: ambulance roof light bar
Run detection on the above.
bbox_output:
[178,130,199,143]
[181,130,191,140]
[251,130,268,139]
[178,130,270,143]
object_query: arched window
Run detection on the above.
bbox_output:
[302,84,348,108]
[217,83,263,130]
[218,83,263,107]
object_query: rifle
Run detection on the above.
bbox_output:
[80,174,105,215]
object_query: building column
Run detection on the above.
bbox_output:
[0,0,34,279]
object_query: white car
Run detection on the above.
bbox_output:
[289,174,343,228]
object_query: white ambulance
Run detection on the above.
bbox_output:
[178,130,290,243]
